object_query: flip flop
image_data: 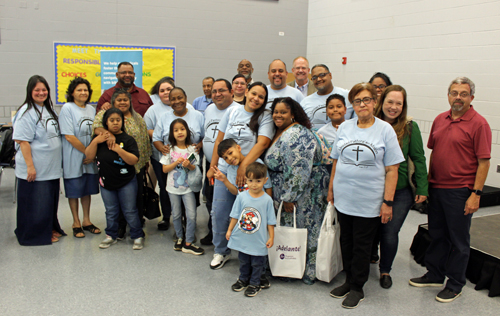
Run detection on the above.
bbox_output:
[73,227,85,238]
[82,224,101,234]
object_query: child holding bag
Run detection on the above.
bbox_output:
[226,162,276,297]
[160,118,204,255]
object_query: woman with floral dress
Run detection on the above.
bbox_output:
[264,97,330,284]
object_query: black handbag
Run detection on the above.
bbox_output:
[143,172,161,220]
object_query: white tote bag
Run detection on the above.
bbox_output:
[268,201,308,279]
[316,202,343,282]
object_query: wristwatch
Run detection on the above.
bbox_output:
[383,199,394,206]
[472,189,483,196]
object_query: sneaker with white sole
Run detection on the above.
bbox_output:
[210,253,231,269]
[173,238,183,251]
[342,290,365,309]
[409,275,443,287]
[99,235,117,249]
[231,279,248,292]
[436,288,462,303]
[244,285,261,297]
[132,237,144,250]
[182,243,204,255]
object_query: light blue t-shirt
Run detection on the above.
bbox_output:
[59,102,98,179]
[192,95,212,113]
[228,191,277,256]
[226,158,272,191]
[331,117,404,218]
[217,104,275,172]
[202,102,238,163]
[145,101,195,161]
[317,122,338,146]
[266,85,304,110]
[300,88,355,131]
[13,104,62,181]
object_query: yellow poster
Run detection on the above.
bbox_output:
[54,42,175,105]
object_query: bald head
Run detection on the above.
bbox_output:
[237,59,253,83]
[268,59,288,90]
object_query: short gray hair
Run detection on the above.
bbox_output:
[448,77,475,96]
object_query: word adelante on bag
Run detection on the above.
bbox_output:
[275,245,302,252]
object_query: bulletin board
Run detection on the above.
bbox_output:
[53,42,175,105]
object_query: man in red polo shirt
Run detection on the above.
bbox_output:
[409,77,491,303]
[96,62,153,117]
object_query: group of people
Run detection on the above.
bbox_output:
[12,57,491,308]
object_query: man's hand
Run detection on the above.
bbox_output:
[464,193,480,215]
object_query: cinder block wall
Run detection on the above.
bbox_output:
[307,0,500,186]
[0,0,308,119]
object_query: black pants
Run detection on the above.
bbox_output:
[424,187,472,293]
[202,158,213,232]
[338,211,380,291]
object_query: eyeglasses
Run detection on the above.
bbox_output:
[311,72,330,81]
[352,97,374,106]
[212,88,229,95]
[449,91,470,98]
[118,71,135,75]
[372,84,387,90]
[233,82,247,86]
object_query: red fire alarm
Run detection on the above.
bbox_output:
[342,57,347,65]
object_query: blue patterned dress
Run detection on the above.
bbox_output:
[264,124,330,284]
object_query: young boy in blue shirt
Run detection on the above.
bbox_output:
[212,138,272,197]
[225,162,276,297]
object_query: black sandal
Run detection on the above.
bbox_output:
[82,224,101,234]
[73,227,85,238]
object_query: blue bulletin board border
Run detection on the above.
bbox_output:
[53,42,176,105]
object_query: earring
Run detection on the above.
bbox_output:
[291,117,295,123]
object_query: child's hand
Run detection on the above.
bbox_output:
[212,166,226,182]
[226,230,232,241]
[181,159,192,168]
[266,238,274,248]
[109,143,121,153]
[175,157,184,165]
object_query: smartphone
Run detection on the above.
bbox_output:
[187,153,196,164]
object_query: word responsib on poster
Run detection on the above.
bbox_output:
[54,42,175,105]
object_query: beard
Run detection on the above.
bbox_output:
[242,72,251,80]
[452,103,464,112]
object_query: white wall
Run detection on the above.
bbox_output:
[307,0,500,186]
[0,0,308,120]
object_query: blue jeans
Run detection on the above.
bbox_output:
[212,175,236,255]
[379,187,413,274]
[151,158,172,220]
[169,192,197,243]
[100,179,144,240]
[239,252,266,286]
[424,187,472,293]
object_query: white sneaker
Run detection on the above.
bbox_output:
[210,253,231,270]
[99,235,117,249]
[132,237,144,250]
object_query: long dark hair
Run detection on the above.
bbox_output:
[270,97,312,129]
[66,77,93,104]
[102,108,126,133]
[18,75,59,127]
[243,82,269,134]
[168,118,193,147]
